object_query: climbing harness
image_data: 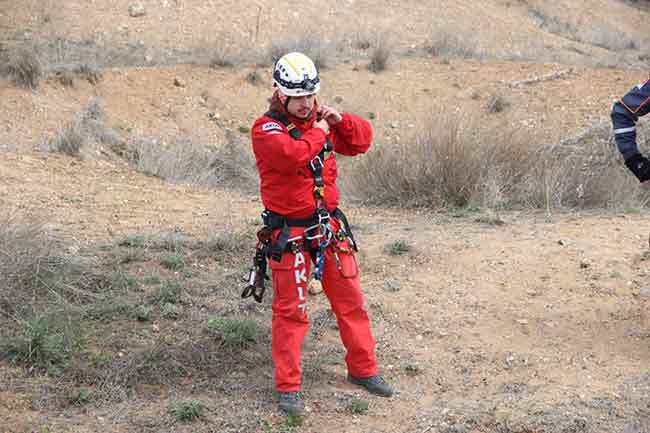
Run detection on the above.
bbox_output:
[242,111,358,302]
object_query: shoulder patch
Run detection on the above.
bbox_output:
[262,122,282,132]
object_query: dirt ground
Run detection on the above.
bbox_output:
[2,0,650,432]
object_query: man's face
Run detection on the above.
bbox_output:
[286,94,316,119]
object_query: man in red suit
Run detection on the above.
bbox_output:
[250,52,394,416]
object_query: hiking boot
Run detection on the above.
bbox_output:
[347,374,394,397]
[278,391,305,416]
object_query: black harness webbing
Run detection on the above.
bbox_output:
[264,110,332,197]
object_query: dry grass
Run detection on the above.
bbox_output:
[128,134,257,190]
[267,35,334,70]
[486,93,511,113]
[0,211,114,318]
[427,28,482,59]
[45,99,122,157]
[0,214,57,309]
[344,114,649,210]
[5,46,43,89]
[368,37,391,73]
[578,29,638,52]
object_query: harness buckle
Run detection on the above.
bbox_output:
[310,156,324,172]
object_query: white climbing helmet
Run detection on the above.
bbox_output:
[273,52,320,97]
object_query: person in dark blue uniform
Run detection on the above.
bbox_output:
[612,77,650,182]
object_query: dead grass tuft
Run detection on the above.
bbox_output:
[5,46,43,89]
[127,134,257,191]
[368,38,391,73]
[45,99,122,157]
[427,28,481,59]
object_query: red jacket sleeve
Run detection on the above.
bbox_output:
[330,113,372,156]
[252,117,327,174]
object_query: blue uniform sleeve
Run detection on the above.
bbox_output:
[611,79,650,160]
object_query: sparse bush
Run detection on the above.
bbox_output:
[83,302,133,322]
[209,43,236,69]
[135,305,152,321]
[127,135,257,191]
[150,282,183,305]
[384,240,412,256]
[142,276,161,286]
[486,93,511,113]
[160,253,185,270]
[0,213,111,313]
[170,400,204,421]
[45,99,122,157]
[161,302,179,319]
[74,64,102,85]
[285,415,304,427]
[68,387,94,405]
[104,341,190,387]
[246,69,263,85]
[118,235,146,248]
[474,212,505,226]
[427,29,480,59]
[50,122,85,156]
[6,46,43,88]
[2,313,84,371]
[579,29,638,52]
[346,114,650,210]
[55,70,75,87]
[207,317,259,347]
[268,36,333,69]
[404,362,422,376]
[368,42,391,73]
[528,7,576,36]
[348,397,369,414]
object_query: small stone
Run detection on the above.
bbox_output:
[516,319,529,325]
[390,121,400,129]
[173,77,185,87]
[128,3,146,17]
[558,239,569,246]
[144,55,153,63]
[415,334,423,341]
[580,259,590,269]
[152,324,160,332]
[639,287,650,298]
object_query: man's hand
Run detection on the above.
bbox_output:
[625,154,650,183]
[314,118,330,135]
[319,105,343,126]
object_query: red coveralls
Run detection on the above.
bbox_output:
[251,92,378,392]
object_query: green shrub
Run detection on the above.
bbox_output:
[2,313,83,371]
[348,397,369,414]
[160,253,185,270]
[150,283,183,305]
[384,240,412,256]
[170,400,204,421]
[207,318,259,347]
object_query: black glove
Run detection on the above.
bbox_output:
[625,154,650,182]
